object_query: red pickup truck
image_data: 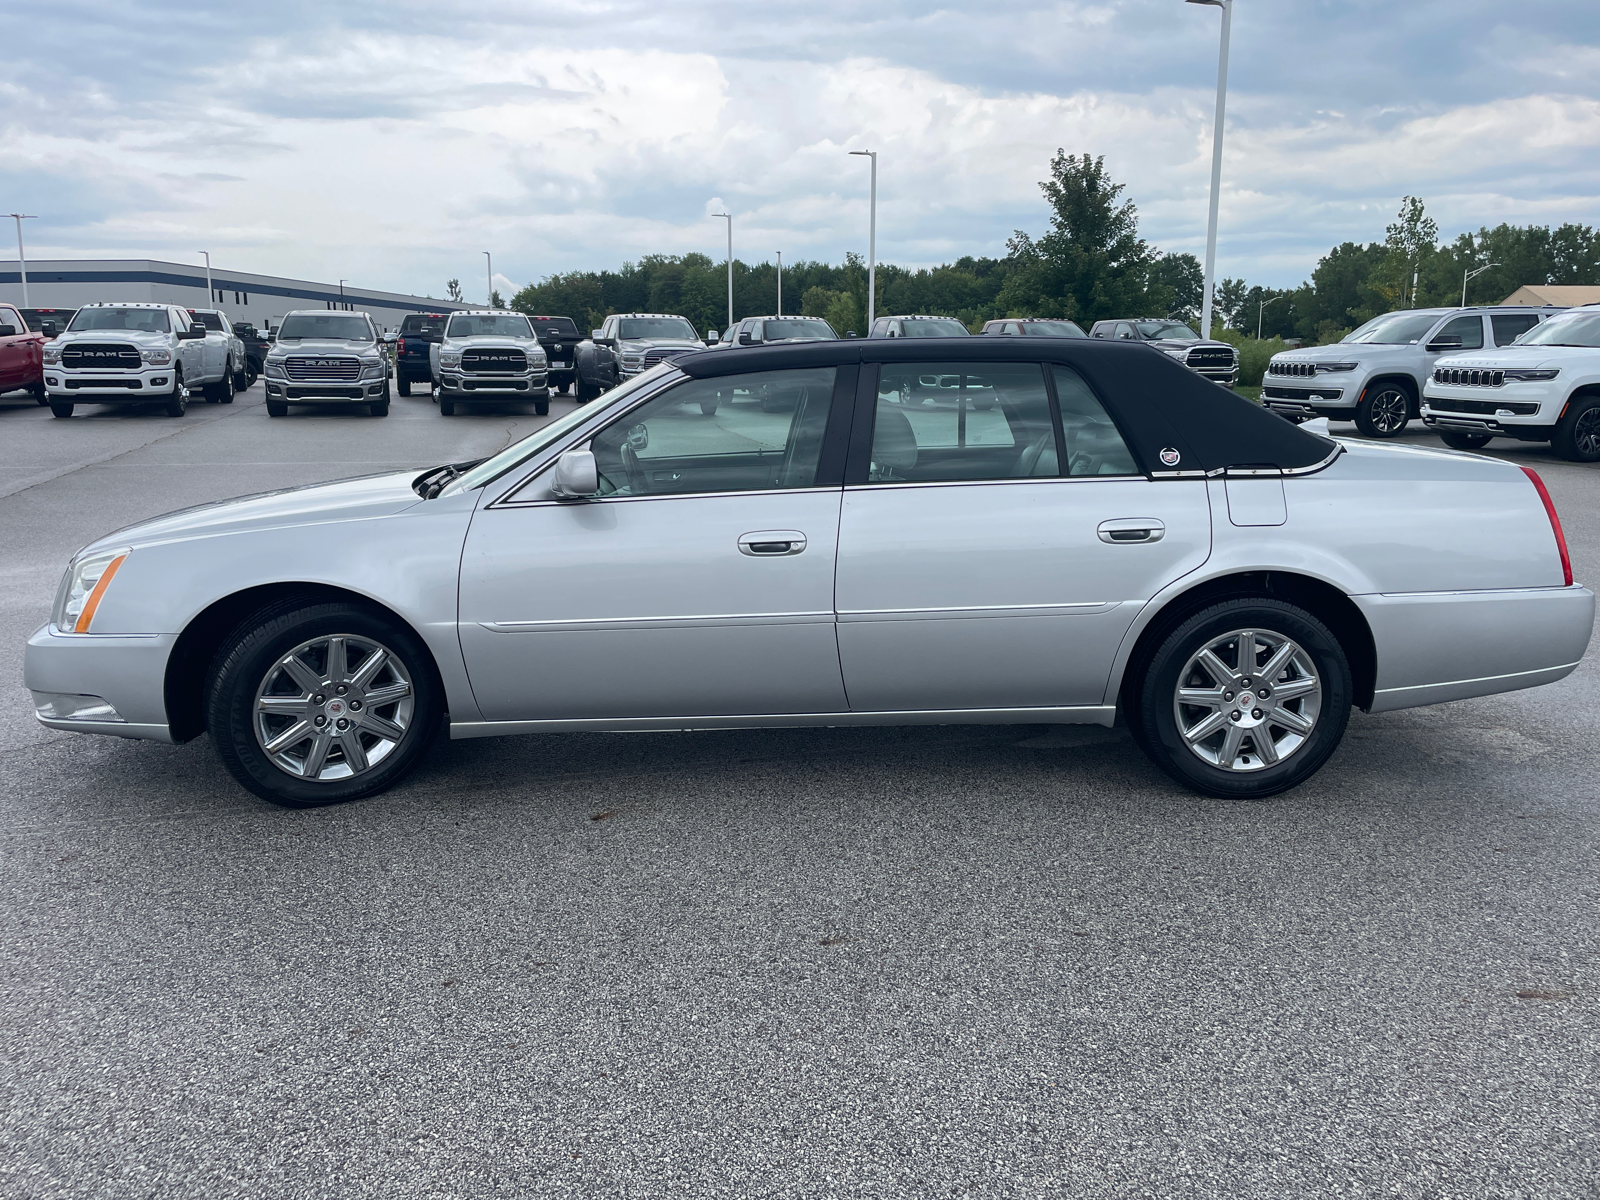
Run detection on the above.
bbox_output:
[0,301,46,405]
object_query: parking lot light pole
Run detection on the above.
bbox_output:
[1462,262,1497,306]
[714,213,732,332]
[776,251,782,315]
[484,252,493,307]
[339,279,347,311]
[1187,0,1231,340]
[1257,294,1280,341]
[200,251,213,304]
[10,214,37,307]
[849,150,877,328]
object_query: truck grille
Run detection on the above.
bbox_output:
[1269,362,1317,377]
[643,348,692,368]
[1428,396,1538,416]
[1433,367,1504,388]
[462,349,526,374]
[61,343,141,370]
[285,356,360,381]
[1186,347,1234,370]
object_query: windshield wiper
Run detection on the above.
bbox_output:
[413,459,486,500]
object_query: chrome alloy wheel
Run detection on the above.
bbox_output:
[1575,407,1600,458]
[1173,628,1323,772]
[1367,386,1409,435]
[252,634,415,782]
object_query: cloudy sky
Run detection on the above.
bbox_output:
[5,0,1599,299]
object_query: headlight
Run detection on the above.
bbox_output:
[141,349,172,365]
[265,358,287,379]
[42,347,61,365]
[360,358,385,378]
[440,351,462,367]
[53,548,131,633]
[1317,362,1360,372]
[1503,369,1560,381]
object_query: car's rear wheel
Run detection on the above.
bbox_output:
[232,361,248,394]
[207,602,442,806]
[215,366,236,405]
[398,376,412,397]
[1438,430,1493,451]
[49,401,73,418]
[1130,598,1352,799]
[1354,382,1411,438]
[1553,396,1600,463]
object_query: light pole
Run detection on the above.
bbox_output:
[1257,294,1280,341]
[339,279,347,311]
[775,250,782,315]
[1462,262,1498,306]
[10,214,38,307]
[1187,0,1232,339]
[714,212,732,333]
[849,150,877,329]
[199,250,213,303]
[484,252,493,307]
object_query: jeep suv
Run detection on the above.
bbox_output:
[1421,305,1600,460]
[262,309,391,417]
[867,315,971,338]
[1263,305,1553,437]
[431,310,549,416]
[43,302,210,418]
[395,312,447,396]
[527,315,581,395]
[1089,319,1237,387]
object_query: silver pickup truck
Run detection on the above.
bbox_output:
[430,310,550,416]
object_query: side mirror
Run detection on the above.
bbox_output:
[706,331,720,344]
[845,330,858,338]
[738,331,757,345]
[0,324,16,337]
[1426,336,1464,352]
[180,326,207,340]
[591,329,605,340]
[551,448,599,498]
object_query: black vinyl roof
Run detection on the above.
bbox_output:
[676,336,1334,474]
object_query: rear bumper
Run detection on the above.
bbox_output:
[24,624,176,741]
[1358,585,1594,713]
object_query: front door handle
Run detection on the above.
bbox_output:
[738,530,807,556]
[1097,518,1165,544]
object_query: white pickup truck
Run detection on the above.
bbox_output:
[42,302,216,418]
[185,308,251,401]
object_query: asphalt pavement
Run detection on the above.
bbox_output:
[1,383,1596,1199]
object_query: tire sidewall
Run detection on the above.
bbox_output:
[206,602,442,806]
[1555,397,1600,463]
[1357,382,1411,438]
[1136,599,1353,799]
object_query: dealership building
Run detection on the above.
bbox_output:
[0,258,470,332]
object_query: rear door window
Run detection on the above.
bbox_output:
[1049,366,1139,476]
[1491,313,1540,345]
[869,362,1058,482]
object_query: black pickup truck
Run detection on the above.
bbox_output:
[528,315,581,394]
[232,322,269,380]
[395,313,448,396]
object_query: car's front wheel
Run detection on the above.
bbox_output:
[1553,396,1600,463]
[1354,382,1411,438]
[165,367,189,417]
[206,601,442,806]
[1130,599,1352,799]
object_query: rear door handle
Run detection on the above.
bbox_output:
[738,530,807,556]
[1097,518,1165,544]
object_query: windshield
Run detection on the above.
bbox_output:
[901,320,969,338]
[189,312,226,331]
[1343,311,1444,345]
[447,314,533,339]
[531,316,579,336]
[452,364,679,492]
[1515,311,1600,347]
[618,318,697,340]
[68,307,171,333]
[761,319,836,341]
[277,314,373,341]
[1134,321,1200,341]
[1022,320,1087,338]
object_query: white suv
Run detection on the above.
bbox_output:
[1262,306,1554,437]
[1422,305,1600,461]
[42,302,211,419]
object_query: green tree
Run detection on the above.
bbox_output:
[446,278,464,303]
[1150,253,1203,321]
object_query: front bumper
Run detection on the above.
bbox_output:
[266,376,389,402]
[1261,381,1353,417]
[1421,385,1559,438]
[46,366,178,398]
[25,623,177,742]
[439,369,548,395]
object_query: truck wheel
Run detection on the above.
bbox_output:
[233,363,248,393]
[557,380,571,395]
[534,397,550,416]
[218,368,236,405]
[1354,382,1411,438]
[370,399,389,417]
[165,368,189,417]
[50,401,74,418]
[267,401,287,417]
[439,396,455,416]
[1553,396,1600,463]
[398,376,411,397]
[1438,430,1492,451]
[32,382,48,406]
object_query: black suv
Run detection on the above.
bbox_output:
[395,313,448,396]
[528,315,581,394]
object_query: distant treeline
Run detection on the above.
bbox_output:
[509,152,1600,346]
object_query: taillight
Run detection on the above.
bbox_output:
[398,337,406,354]
[1521,467,1573,586]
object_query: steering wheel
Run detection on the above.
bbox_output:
[619,442,648,494]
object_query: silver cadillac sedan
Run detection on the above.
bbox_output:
[26,339,1594,806]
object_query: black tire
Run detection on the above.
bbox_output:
[205,600,442,806]
[1552,396,1600,463]
[575,376,597,403]
[439,396,455,416]
[266,400,287,417]
[216,367,236,405]
[398,376,412,397]
[1354,381,1411,438]
[557,381,571,395]
[165,374,188,418]
[233,364,248,393]
[534,398,550,416]
[50,401,73,418]
[1438,430,1492,451]
[370,399,389,417]
[1129,598,1353,800]
[32,382,48,406]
